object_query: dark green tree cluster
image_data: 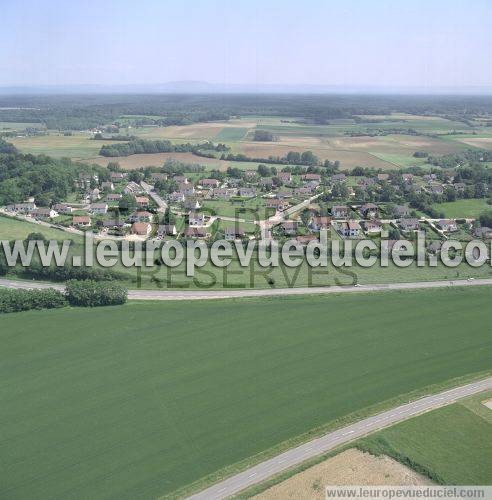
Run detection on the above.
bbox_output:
[0,288,67,314]
[99,139,228,157]
[253,130,276,141]
[65,280,128,307]
[0,140,102,205]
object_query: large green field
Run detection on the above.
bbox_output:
[1,288,491,498]
[358,391,492,484]
[432,198,491,219]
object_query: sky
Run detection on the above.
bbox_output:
[1,0,491,91]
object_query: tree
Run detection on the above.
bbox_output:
[253,130,276,142]
[285,151,301,164]
[479,210,492,228]
[65,280,127,307]
[300,151,318,166]
[118,194,137,212]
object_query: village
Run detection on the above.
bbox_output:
[2,163,491,253]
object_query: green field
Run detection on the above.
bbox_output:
[214,127,248,141]
[10,132,102,158]
[358,391,492,484]
[0,215,83,242]
[1,287,491,498]
[0,122,46,131]
[432,199,491,219]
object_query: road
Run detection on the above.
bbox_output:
[1,277,492,300]
[140,180,168,213]
[188,377,492,500]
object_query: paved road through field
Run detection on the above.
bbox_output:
[187,377,492,500]
[1,277,491,300]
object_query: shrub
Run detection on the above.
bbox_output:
[15,263,127,283]
[0,288,67,314]
[65,280,128,307]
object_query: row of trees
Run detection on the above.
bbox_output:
[99,139,228,157]
[0,288,67,313]
[65,280,127,307]
[0,280,128,314]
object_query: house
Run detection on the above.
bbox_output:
[239,187,256,198]
[266,199,288,211]
[184,198,201,210]
[305,179,320,189]
[226,177,241,187]
[340,221,361,238]
[106,193,123,202]
[123,182,144,195]
[294,186,314,196]
[224,226,245,241]
[310,216,332,231]
[278,172,292,183]
[101,182,114,191]
[150,173,168,182]
[89,203,108,215]
[428,184,444,195]
[377,173,390,182]
[178,183,195,196]
[188,211,205,226]
[6,202,37,213]
[453,182,467,193]
[173,175,188,184]
[32,208,58,219]
[398,218,420,232]
[393,205,410,218]
[157,224,177,237]
[212,188,237,199]
[331,205,350,219]
[331,174,346,183]
[169,192,185,203]
[135,196,149,208]
[363,219,383,234]
[301,173,321,182]
[424,174,438,183]
[281,221,299,235]
[75,172,99,189]
[131,222,152,236]
[437,219,458,232]
[358,177,376,188]
[276,190,291,199]
[129,211,153,223]
[402,174,414,183]
[260,178,274,188]
[103,219,125,229]
[89,188,101,201]
[53,203,74,214]
[199,178,220,188]
[473,226,492,239]
[360,203,378,219]
[72,215,91,227]
[110,172,126,182]
[183,227,208,238]
[296,235,318,245]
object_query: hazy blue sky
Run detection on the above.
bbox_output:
[1,0,491,89]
